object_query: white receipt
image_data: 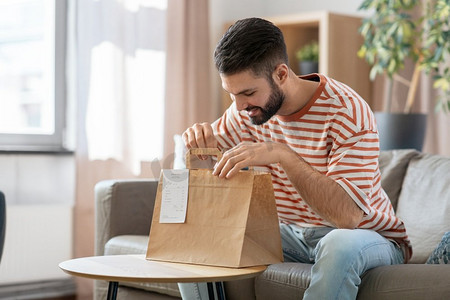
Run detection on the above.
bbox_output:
[160,169,189,223]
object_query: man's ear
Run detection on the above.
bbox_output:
[273,64,289,84]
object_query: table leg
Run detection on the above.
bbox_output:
[107,281,119,300]
[215,282,226,300]
[207,282,215,299]
[206,282,226,300]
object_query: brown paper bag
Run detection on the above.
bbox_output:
[146,148,283,268]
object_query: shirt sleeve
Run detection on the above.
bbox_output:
[326,130,381,215]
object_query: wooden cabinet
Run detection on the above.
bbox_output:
[220,11,372,112]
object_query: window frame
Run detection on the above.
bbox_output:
[0,0,68,152]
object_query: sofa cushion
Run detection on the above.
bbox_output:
[426,231,450,264]
[357,264,450,299]
[254,261,450,300]
[378,149,420,210]
[254,263,311,300]
[105,235,180,298]
[396,153,450,263]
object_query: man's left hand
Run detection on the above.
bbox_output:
[213,142,289,178]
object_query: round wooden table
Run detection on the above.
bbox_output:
[59,254,267,300]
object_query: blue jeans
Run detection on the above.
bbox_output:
[178,224,404,300]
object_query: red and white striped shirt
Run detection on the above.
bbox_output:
[212,74,412,262]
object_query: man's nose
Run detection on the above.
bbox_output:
[233,95,248,111]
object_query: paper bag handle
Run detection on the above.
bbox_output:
[185,148,222,169]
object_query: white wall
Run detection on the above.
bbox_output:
[0,205,73,284]
[208,0,367,116]
[0,155,75,205]
[0,154,75,285]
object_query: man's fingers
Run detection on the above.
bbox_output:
[182,128,198,149]
[195,123,209,160]
[191,123,207,149]
[213,147,249,178]
[183,123,218,160]
[202,123,218,148]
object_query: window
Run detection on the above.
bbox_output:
[0,0,67,151]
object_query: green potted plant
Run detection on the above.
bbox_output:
[358,0,450,150]
[295,41,319,75]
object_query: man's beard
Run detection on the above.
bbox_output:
[248,83,285,125]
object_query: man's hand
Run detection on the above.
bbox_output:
[182,122,217,149]
[213,142,288,178]
[182,123,218,159]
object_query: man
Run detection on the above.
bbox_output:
[181,17,411,299]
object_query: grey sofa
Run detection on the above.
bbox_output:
[94,149,450,299]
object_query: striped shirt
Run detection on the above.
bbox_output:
[212,74,412,262]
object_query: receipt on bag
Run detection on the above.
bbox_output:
[160,169,189,223]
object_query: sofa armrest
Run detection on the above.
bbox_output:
[94,179,158,256]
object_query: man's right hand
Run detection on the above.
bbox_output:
[182,122,218,150]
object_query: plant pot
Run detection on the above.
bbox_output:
[374,112,427,151]
[299,61,318,75]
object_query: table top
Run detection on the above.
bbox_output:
[59,254,267,283]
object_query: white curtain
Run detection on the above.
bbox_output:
[70,0,167,174]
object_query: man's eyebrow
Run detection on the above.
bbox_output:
[222,87,256,95]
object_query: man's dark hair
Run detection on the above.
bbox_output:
[214,17,288,80]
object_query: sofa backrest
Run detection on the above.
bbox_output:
[395,153,450,263]
[378,149,421,210]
